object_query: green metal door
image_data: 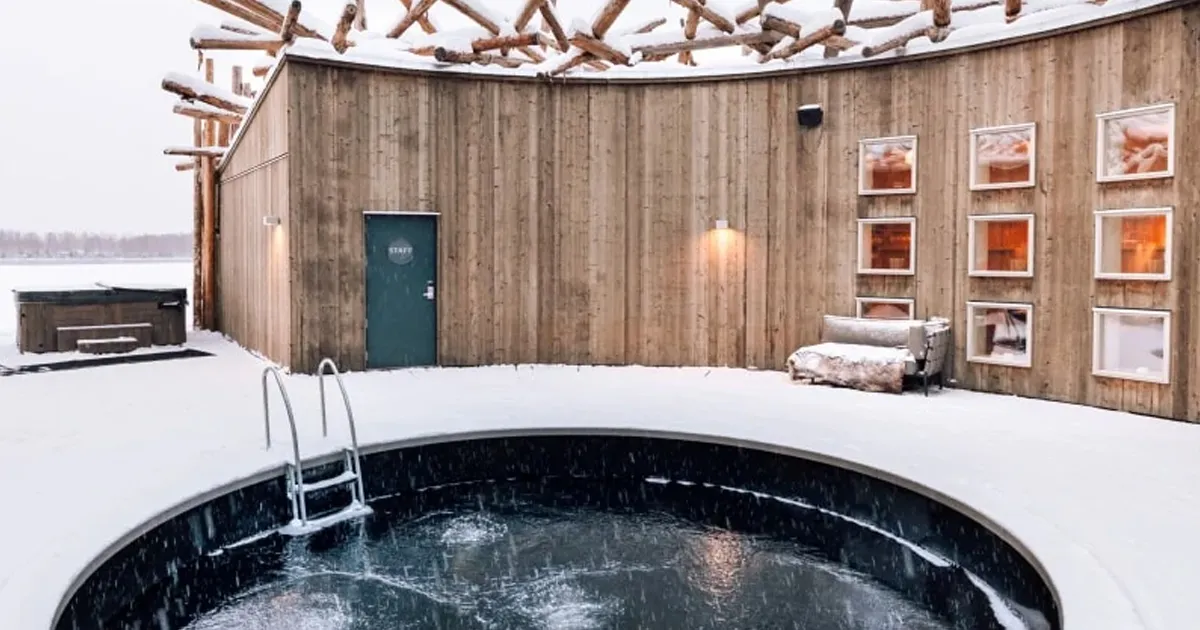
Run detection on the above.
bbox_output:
[364,212,438,369]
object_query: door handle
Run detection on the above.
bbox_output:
[423,281,435,301]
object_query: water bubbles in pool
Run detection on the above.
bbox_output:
[437,513,508,546]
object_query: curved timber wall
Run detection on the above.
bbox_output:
[217,4,1200,421]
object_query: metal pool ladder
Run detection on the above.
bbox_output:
[261,358,372,536]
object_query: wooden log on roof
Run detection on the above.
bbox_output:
[165,146,229,157]
[398,0,438,34]
[736,0,791,24]
[760,20,845,62]
[280,0,301,43]
[825,0,856,57]
[760,14,801,38]
[628,17,667,34]
[434,47,527,68]
[862,24,934,57]
[194,0,277,33]
[670,0,736,33]
[1005,0,1022,19]
[545,51,595,76]
[234,0,321,38]
[388,0,436,37]
[163,75,250,114]
[175,161,196,172]
[569,31,630,66]
[190,35,285,53]
[633,30,781,57]
[252,64,273,77]
[354,0,367,30]
[221,21,269,36]
[538,1,570,50]
[679,5,701,65]
[437,0,545,62]
[924,0,952,27]
[332,2,356,52]
[409,31,539,55]
[173,102,243,124]
[514,0,544,31]
[850,0,998,28]
[591,0,630,38]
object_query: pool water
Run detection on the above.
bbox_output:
[183,478,953,630]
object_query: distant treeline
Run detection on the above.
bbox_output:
[0,230,193,260]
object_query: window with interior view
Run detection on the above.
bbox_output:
[859,136,917,194]
[969,123,1035,190]
[857,218,916,274]
[856,297,915,320]
[966,302,1032,367]
[1093,308,1170,383]
[1096,103,1175,182]
[1094,208,1172,280]
[968,214,1034,277]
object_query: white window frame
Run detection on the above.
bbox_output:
[968,122,1036,191]
[855,297,916,320]
[965,301,1034,368]
[1095,103,1175,183]
[1091,307,1171,384]
[967,213,1035,278]
[858,135,918,196]
[1093,207,1173,281]
[856,217,917,275]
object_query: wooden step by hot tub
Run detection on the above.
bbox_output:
[13,285,187,354]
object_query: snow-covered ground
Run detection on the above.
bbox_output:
[1,263,1198,630]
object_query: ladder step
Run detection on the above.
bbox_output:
[300,470,358,493]
[279,502,373,537]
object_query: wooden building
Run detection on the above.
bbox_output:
[200,0,1199,421]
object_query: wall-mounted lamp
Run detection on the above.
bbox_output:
[797,103,823,129]
[262,215,282,227]
[713,219,730,230]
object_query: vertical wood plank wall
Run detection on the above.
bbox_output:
[216,66,292,364]
[272,7,1200,420]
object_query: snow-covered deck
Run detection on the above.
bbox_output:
[0,332,1197,629]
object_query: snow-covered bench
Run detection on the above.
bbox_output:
[787,315,951,395]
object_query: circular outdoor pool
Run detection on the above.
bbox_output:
[55,431,1058,630]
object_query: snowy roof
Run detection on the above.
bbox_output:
[180,0,1181,83]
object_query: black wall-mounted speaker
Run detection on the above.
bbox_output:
[797,105,823,128]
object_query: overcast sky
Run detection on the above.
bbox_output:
[0,0,682,235]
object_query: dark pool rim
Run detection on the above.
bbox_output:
[49,427,1065,630]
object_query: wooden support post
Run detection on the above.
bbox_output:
[191,117,203,328]
[199,156,217,330]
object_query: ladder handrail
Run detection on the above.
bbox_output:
[317,357,368,506]
[261,366,307,524]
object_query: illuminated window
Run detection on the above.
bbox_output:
[966,302,1032,368]
[967,214,1034,277]
[969,123,1035,190]
[855,297,914,320]
[1093,208,1172,281]
[859,136,917,195]
[1093,308,1170,384]
[857,218,916,275]
[1096,103,1175,183]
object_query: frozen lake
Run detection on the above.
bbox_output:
[0,259,193,341]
